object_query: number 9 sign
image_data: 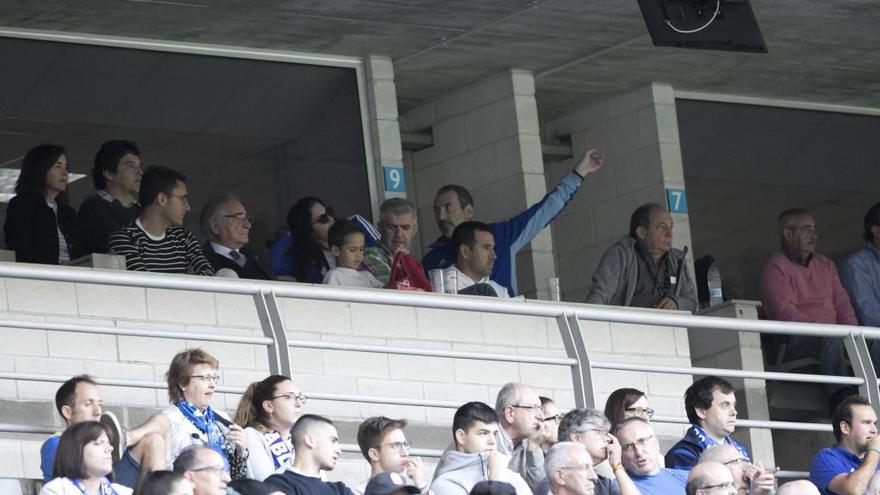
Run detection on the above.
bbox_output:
[383,167,406,193]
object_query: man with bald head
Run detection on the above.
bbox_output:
[612,417,687,494]
[776,480,820,495]
[699,445,776,495]
[544,442,598,495]
[265,414,352,495]
[495,383,547,490]
[173,447,231,495]
[761,208,857,379]
[686,462,736,495]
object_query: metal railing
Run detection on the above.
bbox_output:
[0,262,876,474]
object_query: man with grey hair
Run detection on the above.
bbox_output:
[699,444,775,495]
[553,408,638,495]
[363,197,424,285]
[760,208,857,380]
[544,442,598,495]
[612,417,687,494]
[495,383,546,490]
[200,194,275,280]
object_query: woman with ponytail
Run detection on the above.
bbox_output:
[234,375,306,481]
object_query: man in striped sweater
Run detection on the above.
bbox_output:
[108,166,214,275]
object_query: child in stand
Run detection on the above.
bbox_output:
[323,219,385,288]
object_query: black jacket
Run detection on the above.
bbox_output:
[203,242,276,281]
[77,193,140,254]
[4,192,82,264]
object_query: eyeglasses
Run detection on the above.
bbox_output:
[621,435,655,453]
[788,225,819,237]
[625,407,655,419]
[699,481,737,492]
[377,441,412,453]
[510,404,543,414]
[723,457,749,466]
[543,415,562,424]
[583,427,610,438]
[560,464,596,473]
[223,213,254,223]
[190,374,222,384]
[190,464,226,473]
[272,392,308,404]
[312,213,334,225]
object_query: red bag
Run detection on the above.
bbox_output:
[388,251,433,291]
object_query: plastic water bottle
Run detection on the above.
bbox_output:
[707,262,723,307]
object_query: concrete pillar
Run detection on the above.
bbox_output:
[364,56,405,218]
[542,82,694,301]
[402,69,555,297]
[691,300,775,468]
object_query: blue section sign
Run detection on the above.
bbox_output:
[666,188,688,214]
[383,167,406,193]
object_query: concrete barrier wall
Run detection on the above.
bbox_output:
[0,270,691,481]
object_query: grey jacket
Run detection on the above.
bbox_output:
[586,236,697,311]
[495,431,544,491]
[431,450,531,495]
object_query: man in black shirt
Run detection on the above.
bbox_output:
[78,140,142,254]
[266,414,354,495]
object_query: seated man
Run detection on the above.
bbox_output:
[446,221,509,297]
[363,198,425,285]
[173,446,231,495]
[666,376,750,470]
[777,480,820,495]
[553,408,639,495]
[760,208,857,378]
[587,203,697,311]
[78,139,142,254]
[613,417,687,494]
[544,442,598,495]
[841,203,880,328]
[108,166,214,275]
[699,444,776,495]
[200,194,275,280]
[685,461,736,495]
[40,375,103,482]
[810,395,880,495]
[352,416,428,495]
[423,149,604,296]
[431,401,531,495]
[495,383,546,490]
[539,397,560,455]
[264,414,353,495]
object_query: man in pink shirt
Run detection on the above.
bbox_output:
[761,208,860,385]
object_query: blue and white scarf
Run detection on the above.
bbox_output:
[263,430,294,470]
[176,399,227,458]
[689,424,751,462]
[69,477,120,495]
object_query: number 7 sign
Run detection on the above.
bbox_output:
[666,188,688,214]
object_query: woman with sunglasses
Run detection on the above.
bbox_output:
[234,375,306,481]
[5,143,82,265]
[267,197,336,282]
[603,388,655,427]
[41,421,133,495]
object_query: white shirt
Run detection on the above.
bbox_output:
[323,267,384,288]
[447,265,510,298]
[210,241,243,262]
[39,477,132,495]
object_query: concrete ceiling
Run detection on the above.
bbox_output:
[0,0,878,125]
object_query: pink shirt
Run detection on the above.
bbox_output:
[760,251,857,325]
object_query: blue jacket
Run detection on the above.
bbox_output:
[422,172,584,296]
[665,425,751,471]
[841,243,880,327]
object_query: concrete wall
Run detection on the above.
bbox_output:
[402,69,555,298]
[542,83,694,302]
[0,265,690,481]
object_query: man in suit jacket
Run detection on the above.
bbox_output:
[200,194,275,280]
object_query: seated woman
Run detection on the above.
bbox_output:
[603,387,654,427]
[234,375,306,481]
[268,197,335,282]
[4,143,81,264]
[112,348,248,487]
[134,470,193,495]
[40,421,133,495]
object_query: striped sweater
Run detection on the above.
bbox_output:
[108,220,214,275]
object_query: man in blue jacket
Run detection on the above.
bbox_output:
[422,149,603,296]
[666,376,751,471]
